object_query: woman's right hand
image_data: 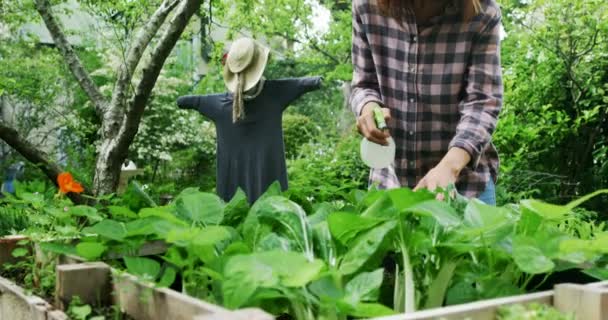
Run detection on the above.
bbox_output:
[357,102,391,146]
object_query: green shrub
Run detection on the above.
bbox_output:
[286,129,368,208]
[282,114,318,159]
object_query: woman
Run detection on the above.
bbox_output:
[350,0,502,204]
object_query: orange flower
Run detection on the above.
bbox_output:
[57,172,84,194]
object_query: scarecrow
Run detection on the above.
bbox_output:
[177,37,322,203]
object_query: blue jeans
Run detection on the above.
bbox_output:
[477,179,497,206]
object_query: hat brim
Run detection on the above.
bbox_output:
[223,42,270,93]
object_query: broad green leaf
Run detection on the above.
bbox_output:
[250,196,313,257]
[38,242,77,256]
[124,257,161,280]
[328,212,383,246]
[307,203,335,226]
[407,200,461,228]
[358,189,384,210]
[223,241,251,256]
[446,280,478,305]
[82,219,127,241]
[175,191,224,225]
[464,200,513,228]
[349,303,396,318]
[518,209,544,236]
[157,267,177,287]
[559,232,608,262]
[139,207,188,227]
[520,190,608,221]
[70,304,92,320]
[150,219,177,238]
[222,267,259,309]
[11,247,28,258]
[223,251,325,308]
[309,275,344,301]
[454,201,514,244]
[125,217,164,237]
[339,221,397,275]
[165,228,196,246]
[223,188,249,225]
[108,206,137,220]
[69,206,103,223]
[361,192,399,220]
[161,247,188,268]
[512,236,555,274]
[583,268,608,280]
[478,277,523,299]
[520,200,573,221]
[257,232,292,251]
[388,188,435,211]
[344,268,384,304]
[193,226,233,247]
[258,181,283,200]
[76,242,106,260]
[564,190,608,211]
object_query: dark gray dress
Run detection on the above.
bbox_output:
[177,77,322,203]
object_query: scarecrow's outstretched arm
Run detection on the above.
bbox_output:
[177,95,220,120]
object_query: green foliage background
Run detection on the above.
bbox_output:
[0,0,607,211]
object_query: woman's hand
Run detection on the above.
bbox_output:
[357,102,391,146]
[414,147,471,199]
[414,163,459,193]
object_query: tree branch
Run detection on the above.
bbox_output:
[116,0,202,156]
[34,0,107,117]
[0,121,86,204]
[271,31,342,66]
[110,0,180,117]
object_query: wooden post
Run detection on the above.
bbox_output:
[0,235,29,266]
[555,283,608,320]
[55,262,112,310]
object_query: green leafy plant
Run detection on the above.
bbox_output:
[497,303,574,320]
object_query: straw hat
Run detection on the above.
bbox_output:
[223,38,270,93]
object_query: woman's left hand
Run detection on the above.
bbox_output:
[414,163,458,194]
[414,147,471,199]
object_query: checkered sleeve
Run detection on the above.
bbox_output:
[449,12,503,169]
[349,1,383,116]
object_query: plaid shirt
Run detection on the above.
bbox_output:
[350,0,503,198]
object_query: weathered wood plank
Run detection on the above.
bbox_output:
[194,308,275,320]
[555,283,608,320]
[55,262,112,310]
[373,291,554,320]
[0,235,29,266]
[112,271,228,320]
[0,275,69,320]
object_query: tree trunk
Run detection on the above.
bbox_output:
[92,0,202,196]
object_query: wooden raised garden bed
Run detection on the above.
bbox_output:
[0,275,68,320]
[55,261,273,320]
[376,280,608,320]
[0,235,271,320]
[3,235,608,320]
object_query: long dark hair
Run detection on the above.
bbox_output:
[377,0,482,21]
